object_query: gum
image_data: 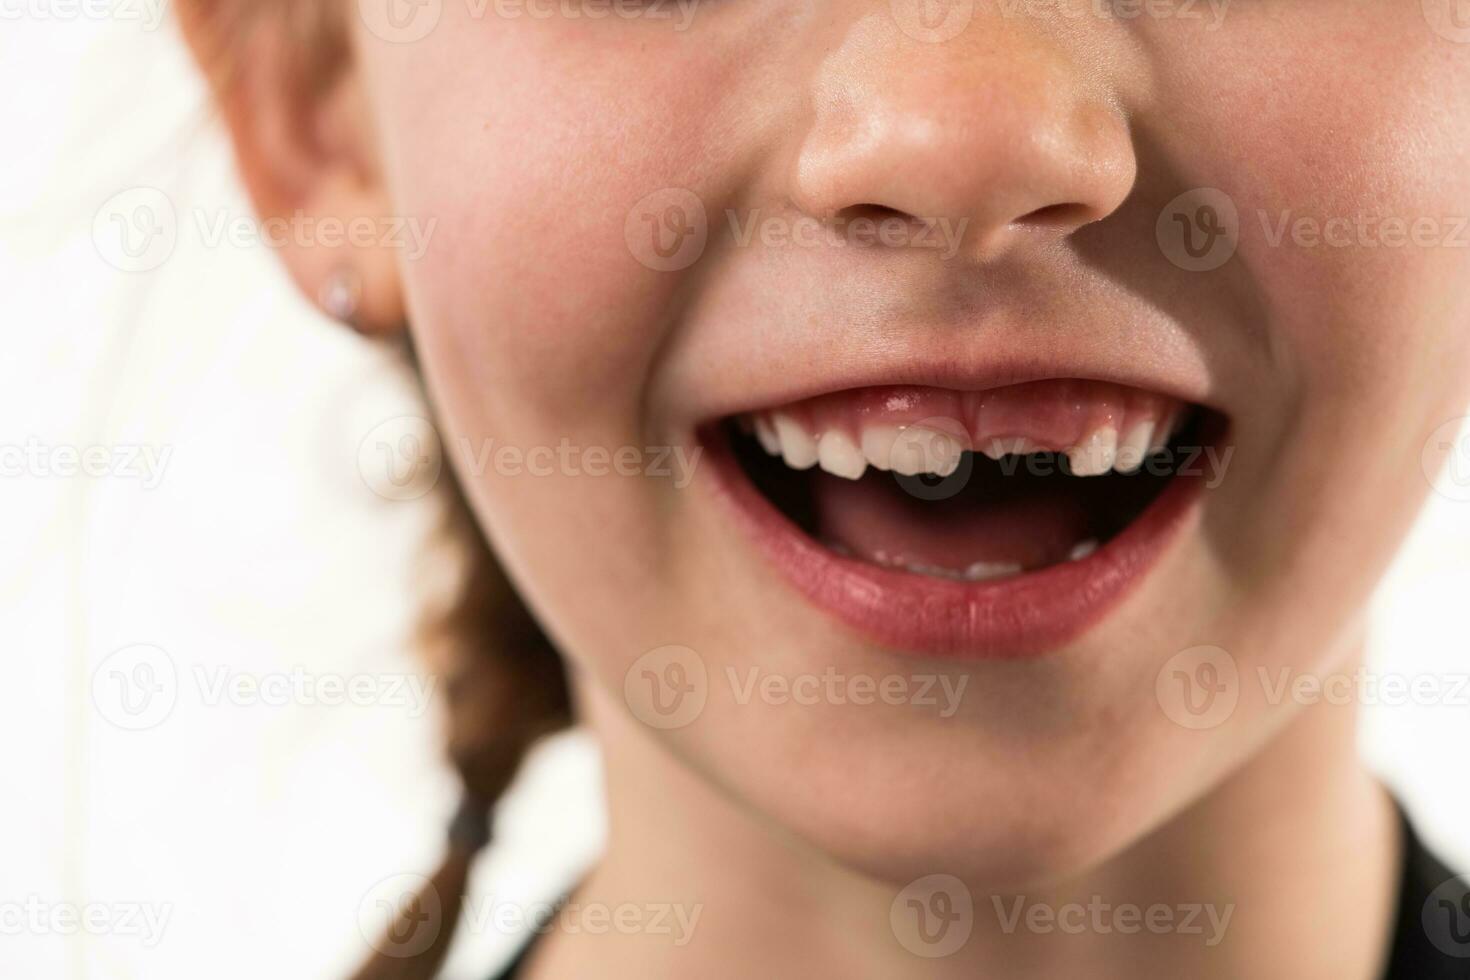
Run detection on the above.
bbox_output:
[763,380,1180,454]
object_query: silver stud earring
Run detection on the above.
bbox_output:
[319,266,362,326]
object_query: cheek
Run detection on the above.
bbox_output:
[1178,7,1470,400]
[1263,42,1470,466]
[1145,9,1470,593]
[349,14,805,662]
[361,17,737,435]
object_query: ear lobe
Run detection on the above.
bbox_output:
[199,17,408,336]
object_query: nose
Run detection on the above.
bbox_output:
[790,11,1137,261]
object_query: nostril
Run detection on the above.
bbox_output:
[1015,202,1097,230]
[837,203,912,224]
[829,203,939,246]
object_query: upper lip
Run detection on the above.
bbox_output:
[673,285,1216,432]
[697,338,1215,428]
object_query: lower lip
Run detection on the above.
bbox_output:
[706,430,1205,660]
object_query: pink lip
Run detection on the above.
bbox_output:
[705,425,1208,660]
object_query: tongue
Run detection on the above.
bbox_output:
[810,464,1096,577]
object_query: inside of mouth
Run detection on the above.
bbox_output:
[728,411,1204,582]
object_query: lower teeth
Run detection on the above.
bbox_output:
[890,558,1024,583]
[1068,538,1100,562]
[957,560,1024,582]
[826,539,1103,582]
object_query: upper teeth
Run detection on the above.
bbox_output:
[1066,426,1119,477]
[816,431,866,480]
[889,426,965,478]
[771,413,819,470]
[1113,420,1156,473]
[752,412,1173,482]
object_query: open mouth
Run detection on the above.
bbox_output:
[706,379,1221,658]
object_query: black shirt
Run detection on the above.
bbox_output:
[488,810,1470,979]
[1386,812,1470,978]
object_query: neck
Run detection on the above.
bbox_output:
[525,649,1400,980]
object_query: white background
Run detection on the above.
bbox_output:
[2,10,1467,980]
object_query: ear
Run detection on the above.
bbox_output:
[183,10,406,335]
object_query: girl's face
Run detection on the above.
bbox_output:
[349,2,1470,884]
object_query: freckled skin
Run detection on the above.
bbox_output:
[343,3,1469,975]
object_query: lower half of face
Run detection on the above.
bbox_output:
[371,1,1470,886]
